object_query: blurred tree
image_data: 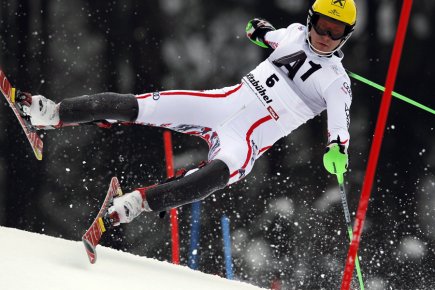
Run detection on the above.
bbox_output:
[3,0,34,228]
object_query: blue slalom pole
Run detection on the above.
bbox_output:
[221,215,234,280]
[188,201,201,269]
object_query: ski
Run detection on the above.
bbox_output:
[0,70,43,160]
[82,177,123,264]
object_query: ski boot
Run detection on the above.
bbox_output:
[14,91,60,129]
[13,90,36,132]
[104,187,153,227]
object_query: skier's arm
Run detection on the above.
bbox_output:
[323,78,352,150]
[322,77,352,175]
[246,18,288,49]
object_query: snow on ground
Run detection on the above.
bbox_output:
[0,226,264,290]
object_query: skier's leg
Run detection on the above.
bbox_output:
[20,83,245,128]
[20,92,139,126]
[59,93,138,123]
[107,103,276,226]
[108,159,230,225]
[134,84,244,129]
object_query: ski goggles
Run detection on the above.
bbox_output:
[311,15,347,41]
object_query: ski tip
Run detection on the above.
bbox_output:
[82,237,97,264]
[110,176,119,185]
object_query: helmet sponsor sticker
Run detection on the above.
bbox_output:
[331,0,346,9]
[328,9,341,17]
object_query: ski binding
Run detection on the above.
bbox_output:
[82,177,123,264]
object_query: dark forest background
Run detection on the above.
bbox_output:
[1,1,434,289]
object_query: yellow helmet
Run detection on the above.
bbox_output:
[307,0,357,55]
[312,0,357,26]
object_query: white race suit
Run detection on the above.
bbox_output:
[135,23,352,184]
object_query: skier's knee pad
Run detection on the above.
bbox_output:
[59,92,139,123]
[146,159,230,211]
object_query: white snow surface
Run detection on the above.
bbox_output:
[0,226,264,290]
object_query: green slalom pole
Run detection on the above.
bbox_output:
[347,71,435,115]
[337,174,365,290]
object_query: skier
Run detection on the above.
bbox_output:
[16,0,356,227]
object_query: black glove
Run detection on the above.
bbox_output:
[246,18,275,48]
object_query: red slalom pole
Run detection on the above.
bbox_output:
[340,1,413,289]
[163,130,180,265]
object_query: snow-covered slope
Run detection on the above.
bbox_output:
[0,226,263,290]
